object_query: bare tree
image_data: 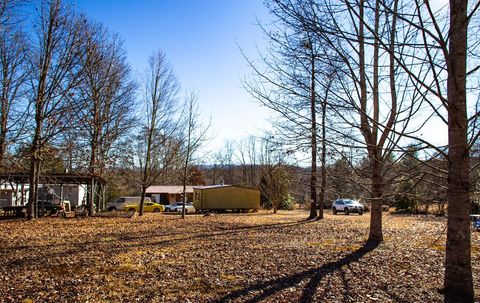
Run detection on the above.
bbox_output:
[255,0,438,242]
[242,8,337,220]
[246,136,259,187]
[349,0,479,299]
[204,152,222,185]
[235,138,249,185]
[317,71,335,219]
[216,140,235,184]
[258,136,291,213]
[234,136,262,187]
[180,90,209,218]
[439,1,474,300]
[303,38,319,220]
[77,21,136,214]
[0,0,28,167]
[138,50,180,216]
[80,22,136,176]
[27,0,86,219]
[301,0,422,241]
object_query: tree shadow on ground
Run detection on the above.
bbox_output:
[0,218,312,268]
[211,241,380,303]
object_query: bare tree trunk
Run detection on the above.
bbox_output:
[88,177,94,216]
[28,123,43,221]
[139,186,147,216]
[318,74,333,220]
[139,130,153,217]
[443,0,473,300]
[368,151,383,242]
[28,157,40,219]
[212,165,217,184]
[309,53,317,220]
[318,90,327,220]
[181,156,189,219]
[181,108,192,220]
[28,103,43,219]
[0,110,7,165]
[89,136,97,215]
[89,102,99,176]
[139,142,153,217]
[356,0,384,243]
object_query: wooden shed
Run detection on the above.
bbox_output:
[193,185,260,212]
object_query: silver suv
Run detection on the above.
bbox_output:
[332,199,364,215]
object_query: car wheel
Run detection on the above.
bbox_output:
[107,206,115,211]
[153,208,160,213]
[128,208,135,212]
[332,208,337,215]
[358,210,363,215]
[344,208,350,215]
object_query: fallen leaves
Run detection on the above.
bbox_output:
[0,210,479,302]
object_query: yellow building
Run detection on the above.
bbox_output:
[193,185,260,212]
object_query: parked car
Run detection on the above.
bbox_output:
[107,196,151,211]
[170,202,188,212]
[332,199,364,215]
[175,202,196,214]
[123,201,164,213]
[474,219,480,231]
[164,202,184,212]
[473,215,480,231]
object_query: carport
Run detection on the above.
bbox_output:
[0,172,107,216]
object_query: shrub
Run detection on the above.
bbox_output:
[279,194,294,211]
[394,194,417,213]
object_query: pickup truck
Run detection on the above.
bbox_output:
[106,196,151,211]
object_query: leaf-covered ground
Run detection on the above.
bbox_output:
[0,210,479,302]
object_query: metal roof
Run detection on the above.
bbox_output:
[146,185,195,194]
[194,184,259,191]
[0,173,107,185]
[194,185,232,190]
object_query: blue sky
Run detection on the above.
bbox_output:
[73,0,273,151]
